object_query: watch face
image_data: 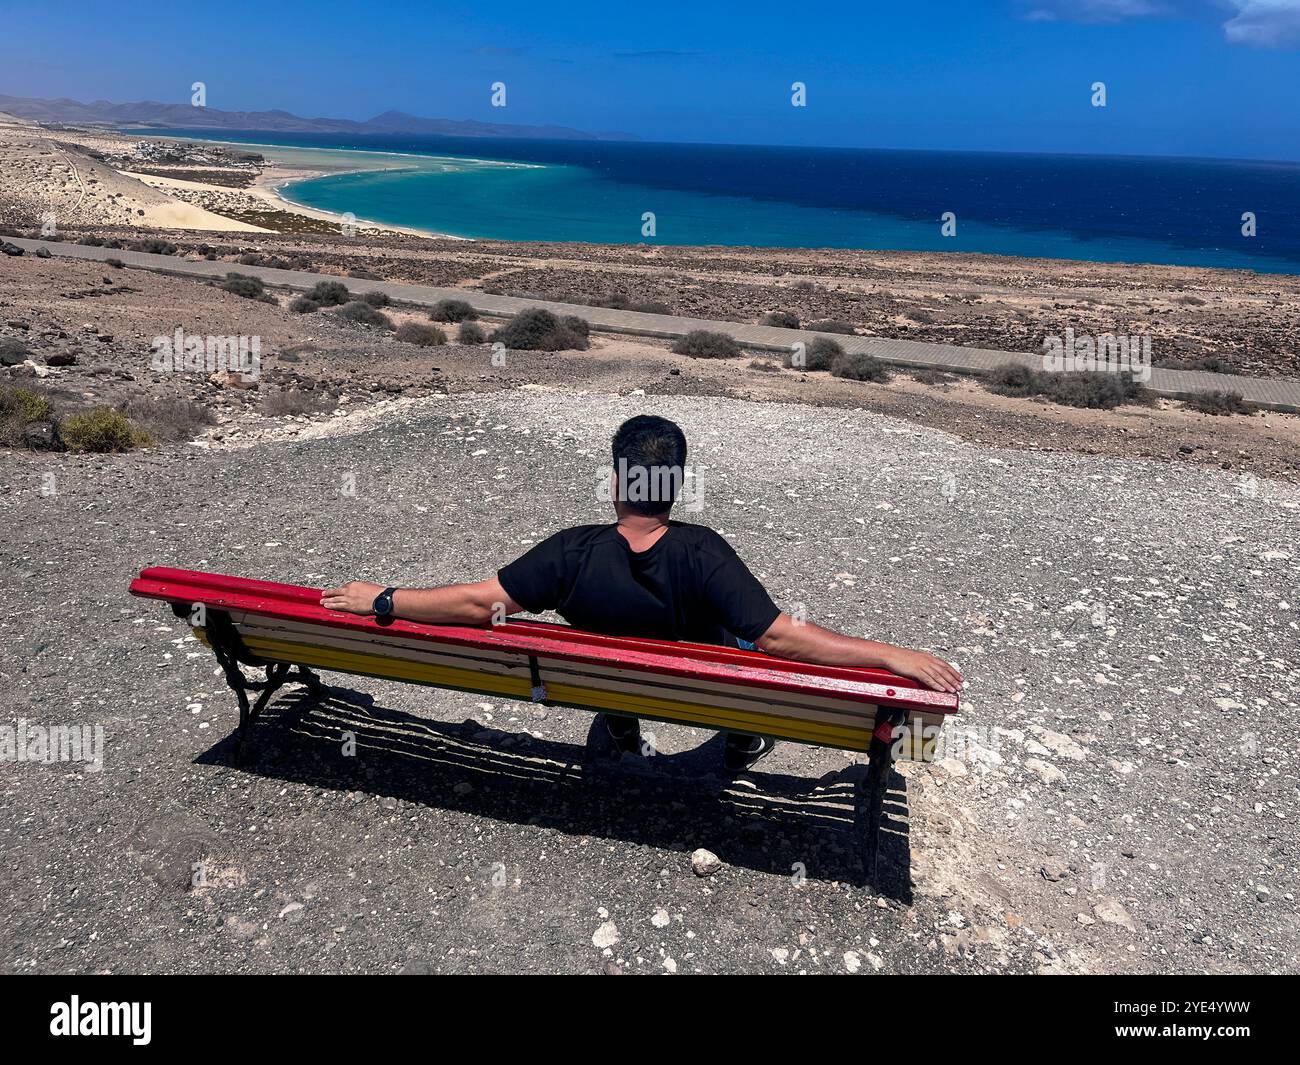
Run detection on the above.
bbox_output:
[375,592,392,615]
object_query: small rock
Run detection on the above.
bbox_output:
[1025,758,1066,785]
[1093,897,1137,932]
[21,421,59,450]
[209,371,257,390]
[1040,858,1070,882]
[592,920,620,949]
[1027,725,1086,760]
[690,848,721,876]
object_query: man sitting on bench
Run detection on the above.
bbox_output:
[322,414,962,773]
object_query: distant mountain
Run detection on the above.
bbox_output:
[0,93,633,141]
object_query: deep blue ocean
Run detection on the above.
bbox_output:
[151,129,1300,272]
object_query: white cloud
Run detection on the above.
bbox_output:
[1021,1,1170,22]
[1223,0,1300,47]
[1019,0,1300,47]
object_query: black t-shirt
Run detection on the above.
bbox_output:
[498,522,782,646]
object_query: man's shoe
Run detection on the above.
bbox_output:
[723,733,776,774]
[604,715,643,757]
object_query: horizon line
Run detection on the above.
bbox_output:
[8,89,1299,168]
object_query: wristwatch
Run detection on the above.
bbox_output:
[372,587,398,617]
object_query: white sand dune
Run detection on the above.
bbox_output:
[0,112,268,232]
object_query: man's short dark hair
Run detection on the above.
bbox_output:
[611,415,687,516]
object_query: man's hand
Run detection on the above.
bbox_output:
[757,613,965,694]
[880,647,963,694]
[321,581,384,615]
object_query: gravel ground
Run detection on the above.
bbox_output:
[1,389,1297,974]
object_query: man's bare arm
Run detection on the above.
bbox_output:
[756,613,962,694]
[320,578,521,625]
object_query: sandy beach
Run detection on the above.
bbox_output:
[136,134,464,238]
[121,161,444,238]
[0,116,443,237]
[0,113,269,232]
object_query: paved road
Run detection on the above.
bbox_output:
[12,236,1300,413]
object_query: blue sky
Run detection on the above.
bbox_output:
[4,0,1299,159]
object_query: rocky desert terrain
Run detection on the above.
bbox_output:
[2,253,1299,479]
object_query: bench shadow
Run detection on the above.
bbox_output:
[194,685,913,899]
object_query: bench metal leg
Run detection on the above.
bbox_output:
[225,661,326,761]
[861,711,903,883]
[202,610,326,760]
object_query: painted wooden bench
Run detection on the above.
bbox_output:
[129,566,960,875]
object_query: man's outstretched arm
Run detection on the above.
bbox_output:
[320,578,521,625]
[756,613,962,694]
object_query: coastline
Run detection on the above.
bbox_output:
[261,165,464,240]
[77,129,1300,273]
[143,133,466,239]
[138,130,1300,274]
[6,117,1300,283]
